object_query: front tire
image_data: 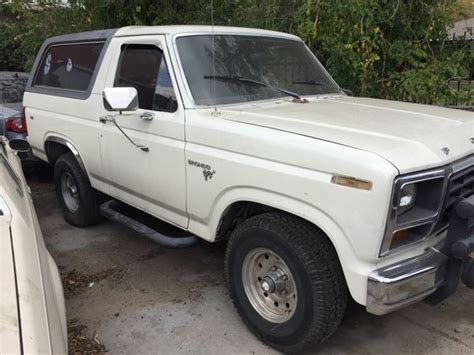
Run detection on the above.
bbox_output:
[54,153,101,227]
[225,212,347,353]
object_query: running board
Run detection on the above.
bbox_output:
[99,200,199,248]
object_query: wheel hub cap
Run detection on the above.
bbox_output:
[242,248,297,323]
[60,172,80,212]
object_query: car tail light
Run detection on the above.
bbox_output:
[5,108,27,134]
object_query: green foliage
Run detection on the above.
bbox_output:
[456,0,474,20]
[0,0,94,70]
[0,0,472,105]
[291,0,473,105]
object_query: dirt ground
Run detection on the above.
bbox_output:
[29,174,473,354]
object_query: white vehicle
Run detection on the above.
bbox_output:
[24,26,473,352]
[0,137,67,354]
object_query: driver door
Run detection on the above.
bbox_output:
[98,36,188,228]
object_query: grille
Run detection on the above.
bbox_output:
[436,165,474,231]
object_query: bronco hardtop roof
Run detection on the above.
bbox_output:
[114,25,301,41]
[40,25,301,45]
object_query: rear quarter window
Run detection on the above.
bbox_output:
[34,42,104,91]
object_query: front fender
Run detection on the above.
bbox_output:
[188,186,375,305]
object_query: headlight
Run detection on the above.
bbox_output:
[380,169,447,256]
[398,183,417,214]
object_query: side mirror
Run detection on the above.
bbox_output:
[103,87,138,112]
[9,139,30,152]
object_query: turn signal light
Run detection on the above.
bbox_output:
[390,229,409,249]
[331,175,372,191]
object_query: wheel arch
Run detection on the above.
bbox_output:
[44,135,87,174]
[212,189,349,251]
[202,188,369,305]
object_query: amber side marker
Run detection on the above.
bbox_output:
[390,229,410,249]
[331,175,372,191]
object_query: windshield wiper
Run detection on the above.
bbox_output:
[204,75,306,102]
[292,80,352,96]
[293,79,340,90]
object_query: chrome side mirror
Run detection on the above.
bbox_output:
[103,87,138,112]
[9,139,30,152]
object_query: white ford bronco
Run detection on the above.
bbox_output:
[24,26,473,352]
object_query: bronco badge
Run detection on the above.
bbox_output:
[188,160,216,181]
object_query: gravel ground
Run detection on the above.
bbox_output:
[28,172,474,355]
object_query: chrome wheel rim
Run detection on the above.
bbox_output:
[60,172,79,212]
[242,247,297,323]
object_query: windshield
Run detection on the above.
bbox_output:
[176,35,341,106]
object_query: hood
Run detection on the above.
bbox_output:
[222,96,474,173]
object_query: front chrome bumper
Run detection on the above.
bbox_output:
[367,248,447,315]
[367,195,474,315]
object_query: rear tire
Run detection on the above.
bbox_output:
[225,212,347,353]
[54,153,101,227]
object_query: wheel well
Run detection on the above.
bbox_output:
[217,202,273,241]
[45,140,70,165]
[217,202,292,242]
[216,201,337,248]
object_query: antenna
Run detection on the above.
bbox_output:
[211,0,218,114]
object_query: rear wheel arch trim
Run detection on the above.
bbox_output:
[44,136,87,174]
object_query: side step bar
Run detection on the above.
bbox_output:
[99,200,199,248]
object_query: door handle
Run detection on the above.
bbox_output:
[140,111,154,121]
[99,115,115,124]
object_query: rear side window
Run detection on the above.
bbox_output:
[114,44,178,112]
[34,42,104,91]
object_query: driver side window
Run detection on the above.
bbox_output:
[115,44,178,113]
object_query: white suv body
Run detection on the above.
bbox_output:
[24,26,474,352]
